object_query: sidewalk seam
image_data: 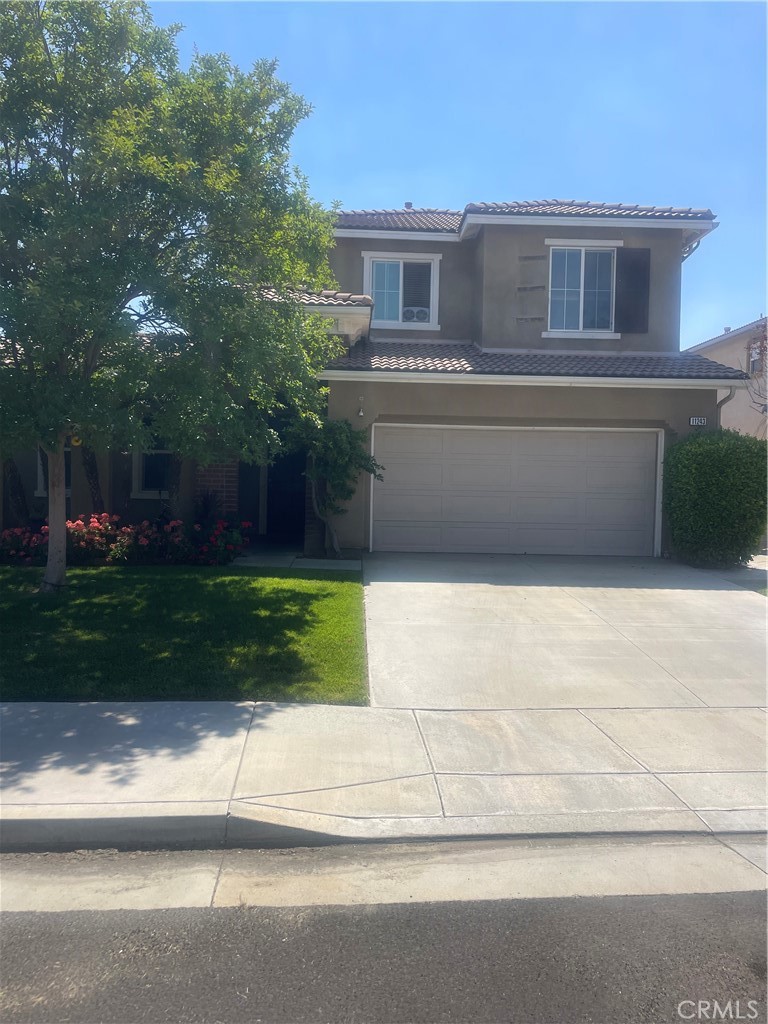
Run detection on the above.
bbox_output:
[559,586,709,709]
[412,710,446,818]
[223,701,259,847]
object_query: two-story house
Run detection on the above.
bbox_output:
[320,199,747,557]
[1,198,750,557]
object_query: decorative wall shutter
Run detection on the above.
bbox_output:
[614,248,650,334]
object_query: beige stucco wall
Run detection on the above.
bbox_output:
[475,225,682,353]
[688,329,766,437]
[330,225,683,353]
[328,379,718,551]
[330,236,477,342]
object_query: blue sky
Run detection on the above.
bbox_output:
[150,1,766,349]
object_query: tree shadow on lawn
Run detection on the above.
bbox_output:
[0,566,358,702]
[0,566,365,790]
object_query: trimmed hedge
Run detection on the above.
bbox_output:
[664,428,767,567]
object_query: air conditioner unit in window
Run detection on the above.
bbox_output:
[402,306,430,322]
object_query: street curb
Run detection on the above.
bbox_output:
[3,804,765,853]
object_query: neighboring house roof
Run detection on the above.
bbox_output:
[335,200,716,234]
[687,316,767,354]
[323,342,748,382]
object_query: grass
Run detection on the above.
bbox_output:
[0,565,368,703]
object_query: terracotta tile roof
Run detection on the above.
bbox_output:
[336,209,463,232]
[262,288,372,307]
[464,200,716,221]
[325,343,748,381]
[335,200,716,233]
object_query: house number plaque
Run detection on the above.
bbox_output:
[689,416,707,426]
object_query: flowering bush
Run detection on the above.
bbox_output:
[0,515,253,567]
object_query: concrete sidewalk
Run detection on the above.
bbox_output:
[2,700,766,850]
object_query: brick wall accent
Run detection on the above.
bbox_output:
[195,460,239,516]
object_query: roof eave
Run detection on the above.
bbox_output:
[458,213,718,242]
[319,369,745,389]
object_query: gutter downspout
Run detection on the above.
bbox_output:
[716,386,736,427]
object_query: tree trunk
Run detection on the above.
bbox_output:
[2,457,30,524]
[81,445,105,513]
[40,438,68,593]
[81,446,105,512]
[308,470,341,559]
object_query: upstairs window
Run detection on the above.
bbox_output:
[549,247,615,332]
[363,252,441,329]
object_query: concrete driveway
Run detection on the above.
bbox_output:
[364,553,767,711]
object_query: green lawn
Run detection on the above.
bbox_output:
[0,565,368,703]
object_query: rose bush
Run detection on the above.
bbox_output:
[0,515,253,567]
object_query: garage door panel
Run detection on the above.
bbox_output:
[374,493,443,522]
[376,428,444,456]
[586,462,655,492]
[443,494,512,522]
[585,496,653,527]
[587,432,657,458]
[380,461,444,487]
[372,428,658,557]
[516,461,588,491]
[584,528,652,555]
[444,430,516,456]
[445,461,513,488]
[516,432,586,458]
[514,495,583,525]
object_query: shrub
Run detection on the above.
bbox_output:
[0,515,253,567]
[664,429,767,567]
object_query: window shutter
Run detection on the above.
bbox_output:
[614,248,650,334]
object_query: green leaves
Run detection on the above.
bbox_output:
[664,428,767,567]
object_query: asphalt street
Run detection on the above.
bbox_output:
[2,891,766,1024]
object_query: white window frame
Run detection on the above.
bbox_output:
[362,251,442,330]
[544,243,619,339]
[131,449,171,499]
[35,445,72,498]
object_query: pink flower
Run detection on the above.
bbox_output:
[41,525,49,533]
[138,537,149,546]
[193,524,201,531]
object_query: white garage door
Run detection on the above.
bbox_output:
[371,426,659,556]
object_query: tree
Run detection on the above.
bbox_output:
[746,320,767,436]
[0,0,340,591]
[302,417,383,557]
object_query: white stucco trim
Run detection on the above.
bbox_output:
[545,238,625,247]
[541,332,622,341]
[369,422,666,557]
[460,213,717,240]
[320,369,745,389]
